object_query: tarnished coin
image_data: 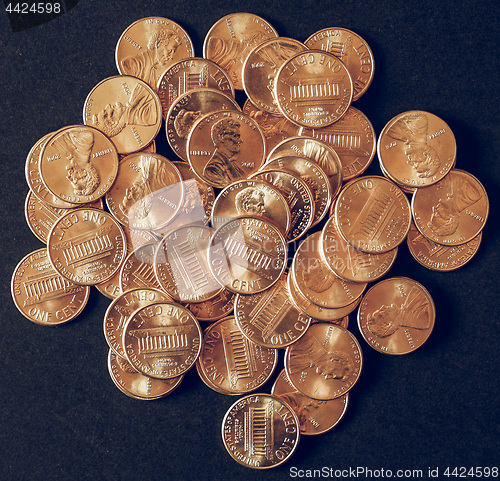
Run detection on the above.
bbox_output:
[108,349,184,400]
[115,16,194,91]
[105,152,183,230]
[203,12,279,90]
[292,232,367,308]
[299,106,376,181]
[47,208,127,285]
[166,88,241,161]
[221,393,300,469]
[271,369,349,435]
[39,125,119,204]
[274,49,353,128]
[242,37,308,113]
[284,323,363,400]
[335,176,411,253]
[104,287,172,359]
[211,179,290,235]
[411,169,488,246]
[321,214,398,283]
[407,222,482,271]
[197,316,278,395]
[377,110,456,188]
[304,27,374,101]
[83,75,162,154]
[184,288,236,322]
[208,216,287,294]
[154,225,223,303]
[187,109,266,188]
[119,241,163,293]
[357,277,435,355]
[11,248,90,325]
[123,301,202,379]
[157,57,234,117]
[234,273,312,348]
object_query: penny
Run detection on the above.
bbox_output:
[284,323,363,400]
[11,248,90,325]
[292,232,367,308]
[271,369,349,435]
[94,267,124,300]
[203,12,279,90]
[411,169,488,246]
[39,125,119,204]
[406,222,482,271]
[221,393,300,469]
[196,358,234,396]
[157,57,234,118]
[103,287,173,359]
[122,301,202,379]
[357,277,435,355]
[312,316,350,329]
[166,88,241,161]
[377,110,456,189]
[154,224,223,303]
[335,175,411,253]
[274,49,353,128]
[304,27,374,101]
[210,179,290,235]
[115,16,194,91]
[242,37,308,114]
[234,273,312,348]
[122,224,161,255]
[321,214,398,283]
[249,169,314,243]
[119,241,163,293]
[197,316,278,395]
[299,106,376,181]
[187,109,266,188]
[83,75,162,154]
[105,152,183,230]
[108,349,184,400]
[208,216,287,294]
[184,288,236,322]
[47,207,127,285]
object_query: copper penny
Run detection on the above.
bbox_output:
[83,75,162,154]
[119,241,163,293]
[335,175,411,253]
[122,301,202,379]
[284,323,363,400]
[47,207,127,285]
[304,27,374,101]
[184,288,236,322]
[203,12,278,90]
[378,110,456,188]
[357,277,435,355]
[274,49,353,128]
[197,316,278,395]
[299,106,376,181]
[95,266,124,301]
[187,109,266,188]
[11,248,90,325]
[115,16,194,91]
[234,273,312,348]
[271,369,349,435]
[221,393,300,469]
[411,169,488,246]
[122,224,160,257]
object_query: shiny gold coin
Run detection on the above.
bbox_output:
[357,277,435,355]
[119,241,163,292]
[11,248,90,325]
[203,12,279,90]
[197,316,278,395]
[208,216,287,294]
[284,323,363,400]
[83,75,162,154]
[184,288,236,322]
[271,369,349,435]
[221,393,300,469]
[47,207,127,285]
[115,16,194,91]
[234,273,312,348]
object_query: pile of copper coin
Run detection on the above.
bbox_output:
[11,13,489,469]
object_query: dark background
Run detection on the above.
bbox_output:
[1,1,499,480]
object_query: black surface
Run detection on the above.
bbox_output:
[1,2,499,480]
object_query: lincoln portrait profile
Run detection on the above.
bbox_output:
[234,187,266,216]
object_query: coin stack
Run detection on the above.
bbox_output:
[11,13,489,470]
